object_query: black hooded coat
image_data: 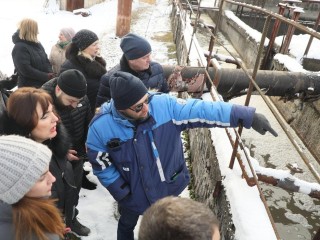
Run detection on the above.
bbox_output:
[11,30,52,88]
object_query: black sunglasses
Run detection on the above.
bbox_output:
[129,95,149,113]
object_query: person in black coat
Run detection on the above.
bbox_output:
[42,69,94,236]
[60,29,107,114]
[96,33,168,108]
[0,87,81,237]
[11,18,55,88]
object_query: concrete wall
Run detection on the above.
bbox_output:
[189,128,236,239]
[231,0,320,20]
[219,13,264,69]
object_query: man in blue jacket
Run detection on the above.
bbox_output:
[95,33,168,107]
[86,71,277,240]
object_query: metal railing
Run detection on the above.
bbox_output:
[177,0,320,239]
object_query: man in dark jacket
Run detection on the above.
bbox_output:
[87,71,278,240]
[95,33,168,107]
[42,69,93,237]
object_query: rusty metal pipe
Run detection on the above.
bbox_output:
[304,10,320,57]
[262,4,286,69]
[162,65,320,97]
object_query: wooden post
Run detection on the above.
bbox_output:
[66,0,84,12]
[116,0,132,37]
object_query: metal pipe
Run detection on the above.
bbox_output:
[162,65,320,97]
[230,15,272,169]
[304,10,320,56]
[280,9,302,54]
[261,4,286,69]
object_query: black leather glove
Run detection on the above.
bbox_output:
[251,113,278,137]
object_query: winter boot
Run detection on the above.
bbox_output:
[70,218,91,237]
[64,231,82,240]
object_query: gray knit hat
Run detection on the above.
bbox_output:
[60,27,76,42]
[110,71,148,110]
[0,135,52,204]
[72,29,98,51]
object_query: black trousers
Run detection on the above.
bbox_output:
[70,158,84,207]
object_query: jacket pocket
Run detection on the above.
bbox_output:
[165,164,184,183]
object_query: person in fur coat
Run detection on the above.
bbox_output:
[60,29,107,114]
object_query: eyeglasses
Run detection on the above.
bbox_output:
[129,95,149,113]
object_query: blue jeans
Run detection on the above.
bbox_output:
[117,206,140,240]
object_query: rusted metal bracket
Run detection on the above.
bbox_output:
[224,127,320,200]
[167,65,205,93]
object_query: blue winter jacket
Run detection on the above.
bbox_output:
[86,93,255,214]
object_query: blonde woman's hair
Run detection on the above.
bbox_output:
[18,18,39,43]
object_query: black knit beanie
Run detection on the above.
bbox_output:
[110,71,148,110]
[57,69,87,98]
[72,29,98,51]
[120,33,152,60]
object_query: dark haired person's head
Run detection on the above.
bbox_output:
[55,69,87,109]
[7,87,59,142]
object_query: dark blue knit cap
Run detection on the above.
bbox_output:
[120,33,152,60]
[110,71,148,110]
[72,29,98,51]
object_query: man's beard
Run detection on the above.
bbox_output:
[137,113,150,123]
[55,96,73,110]
[119,111,150,124]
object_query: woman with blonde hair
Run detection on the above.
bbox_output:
[0,87,82,237]
[11,18,55,88]
[61,29,107,114]
[0,134,65,240]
